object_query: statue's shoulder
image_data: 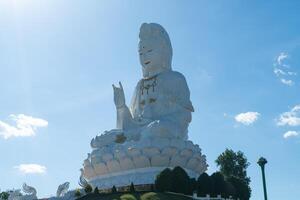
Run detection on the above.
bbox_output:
[159,70,187,83]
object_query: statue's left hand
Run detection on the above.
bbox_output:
[113,81,126,108]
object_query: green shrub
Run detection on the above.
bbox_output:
[141,192,160,200]
[155,168,172,192]
[197,172,213,197]
[84,184,93,194]
[0,192,9,200]
[94,187,99,194]
[111,185,117,193]
[129,182,135,192]
[171,166,190,195]
[74,189,81,198]
[120,194,137,200]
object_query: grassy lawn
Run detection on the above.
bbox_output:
[77,192,193,200]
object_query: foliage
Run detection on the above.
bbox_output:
[130,182,135,193]
[111,185,117,193]
[210,172,227,197]
[189,178,197,194]
[0,192,9,200]
[216,148,250,184]
[140,192,160,200]
[227,176,251,200]
[84,184,93,194]
[93,187,99,194]
[155,168,173,192]
[77,192,193,200]
[155,166,191,195]
[171,166,191,195]
[215,149,251,199]
[197,172,214,197]
[120,194,137,200]
[74,189,81,198]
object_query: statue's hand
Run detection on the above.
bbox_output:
[113,81,126,108]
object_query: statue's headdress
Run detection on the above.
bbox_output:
[139,23,173,70]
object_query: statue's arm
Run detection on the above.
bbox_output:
[116,104,135,130]
[113,82,137,130]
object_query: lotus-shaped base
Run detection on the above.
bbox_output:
[82,137,207,189]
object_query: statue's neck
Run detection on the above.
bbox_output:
[142,66,171,79]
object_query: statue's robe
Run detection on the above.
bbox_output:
[130,70,194,140]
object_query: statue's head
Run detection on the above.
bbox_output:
[139,23,173,78]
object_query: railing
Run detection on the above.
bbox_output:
[167,192,235,200]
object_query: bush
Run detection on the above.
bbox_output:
[94,187,99,194]
[111,185,117,194]
[0,192,9,200]
[84,184,93,194]
[189,178,197,194]
[227,176,251,200]
[120,194,137,200]
[197,172,214,197]
[74,189,81,198]
[171,166,190,195]
[140,192,160,200]
[210,172,226,197]
[155,168,173,192]
[130,182,135,192]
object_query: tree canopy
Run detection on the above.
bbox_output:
[215,149,251,200]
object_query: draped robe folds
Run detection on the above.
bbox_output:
[117,70,194,141]
[90,70,195,149]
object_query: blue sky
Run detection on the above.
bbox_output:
[0,1,299,199]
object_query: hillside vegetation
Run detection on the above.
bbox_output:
[78,192,192,200]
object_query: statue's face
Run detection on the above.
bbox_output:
[139,39,167,78]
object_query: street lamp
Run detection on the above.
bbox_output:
[257,157,268,200]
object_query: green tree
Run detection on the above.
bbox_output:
[74,189,81,198]
[111,185,117,194]
[189,178,197,194]
[0,192,9,200]
[210,172,226,197]
[155,168,173,192]
[224,181,237,198]
[227,176,251,200]
[216,149,250,184]
[215,149,251,199]
[171,166,190,195]
[130,182,135,193]
[94,187,99,194]
[197,172,214,197]
[84,184,93,194]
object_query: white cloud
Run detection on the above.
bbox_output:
[14,164,47,174]
[277,52,288,65]
[235,112,260,125]
[287,71,297,76]
[283,131,299,139]
[0,114,48,139]
[280,78,294,86]
[274,68,286,76]
[277,105,300,126]
[273,52,297,86]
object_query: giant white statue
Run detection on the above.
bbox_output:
[81,23,207,188]
[56,182,70,197]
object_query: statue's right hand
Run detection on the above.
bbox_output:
[113,81,126,108]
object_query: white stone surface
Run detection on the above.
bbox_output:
[81,23,208,188]
[56,182,69,197]
[22,183,37,198]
